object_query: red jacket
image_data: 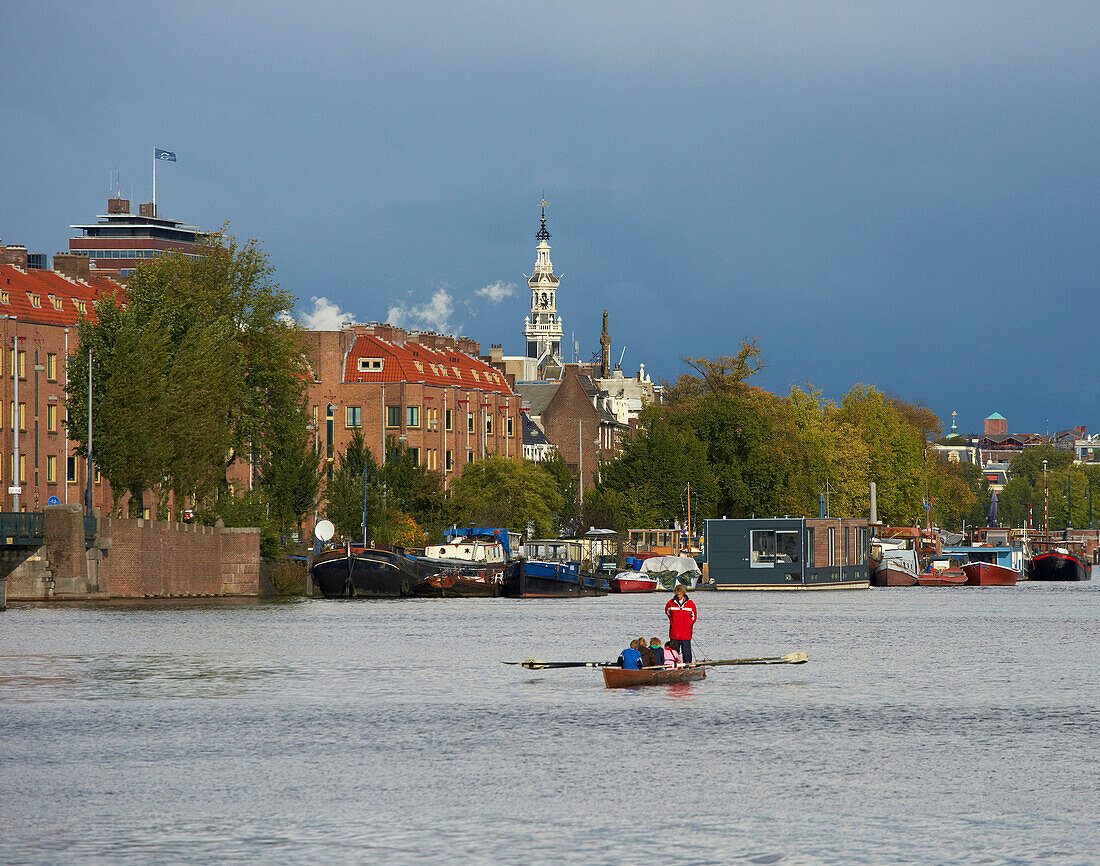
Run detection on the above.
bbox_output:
[665,595,697,640]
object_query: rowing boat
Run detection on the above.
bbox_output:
[602,666,706,689]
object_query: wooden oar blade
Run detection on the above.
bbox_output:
[693,651,809,668]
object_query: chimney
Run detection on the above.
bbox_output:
[490,344,503,363]
[53,252,92,280]
[0,243,29,268]
[139,202,156,218]
[107,197,130,215]
[600,308,611,378]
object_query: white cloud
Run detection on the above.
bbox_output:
[387,288,454,333]
[475,280,516,303]
[299,296,358,330]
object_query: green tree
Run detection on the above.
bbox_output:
[325,431,382,542]
[447,456,563,537]
[66,229,310,517]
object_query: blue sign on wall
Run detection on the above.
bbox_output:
[47,496,60,506]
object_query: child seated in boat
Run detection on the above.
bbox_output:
[618,639,643,670]
[648,638,665,666]
[663,641,683,667]
[638,638,659,668]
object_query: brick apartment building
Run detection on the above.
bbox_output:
[301,323,520,495]
[0,241,121,513]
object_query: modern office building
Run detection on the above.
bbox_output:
[69,196,207,278]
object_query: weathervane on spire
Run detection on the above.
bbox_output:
[537,198,551,241]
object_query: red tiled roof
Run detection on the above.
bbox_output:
[343,333,513,395]
[0,264,121,326]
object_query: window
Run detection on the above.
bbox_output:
[467,449,474,462]
[28,293,41,308]
[73,299,87,314]
[46,455,57,483]
[485,414,493,435]
[0,291,8,305]
[409,447,420,466]
[50,296,63,311]
[346,406,362,428]
[806,528,815,567]
[467,412,474,433]
[47,404,57,432]
[445,409,453,431]
[750,530,776,567]
[46,353,57,382]
[10,402,25,431]
[776,531,799,564]
[386,406,400,428]
[843,527,850,566]
[506,416,514,437]
[10,350,25,378]
[406,406,420,428]
[357,357,384,372]
[445,450,453,471]
[67,455,77,483]
[12,454,26,483]
[95,467,101,484]
[828,527,836,566]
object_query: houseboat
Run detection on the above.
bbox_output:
[311,543,429,598]
[705,517,870,590]
[940,544,1022,586]
[501,539,610,598]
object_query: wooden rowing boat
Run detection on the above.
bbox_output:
[602,666,706,689]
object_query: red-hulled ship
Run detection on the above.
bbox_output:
[917,568,966,587]
[1030,549,1090,582]
[961,561,1018,586]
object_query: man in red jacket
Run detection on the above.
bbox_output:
[664,583,698,663]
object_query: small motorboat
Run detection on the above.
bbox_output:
[961,561,1018,586]
[608,571,659,593]
[410,570,502,598]
[917,570,967,586]
[602,666,707,689]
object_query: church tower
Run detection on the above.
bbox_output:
[523,200,564,363]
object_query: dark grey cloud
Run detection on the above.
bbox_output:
[2,1,1098,433]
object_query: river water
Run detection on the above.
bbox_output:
[1,581,1097,865]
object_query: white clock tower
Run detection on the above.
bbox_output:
[523,201,564,364]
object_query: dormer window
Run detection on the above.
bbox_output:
[49,295,63,310]
[73,299,87,314]
[0,292,8,305]
[28,293,41,308]
[357,357,384,372]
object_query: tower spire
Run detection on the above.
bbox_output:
[524,199,563,368]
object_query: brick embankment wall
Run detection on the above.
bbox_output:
[4,507,260,600]
[98,518,260,598]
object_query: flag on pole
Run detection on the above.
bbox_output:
[155,149,177,161]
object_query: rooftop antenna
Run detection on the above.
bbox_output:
[617,345,627,368]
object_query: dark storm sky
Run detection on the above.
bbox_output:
[3,1,1098,434]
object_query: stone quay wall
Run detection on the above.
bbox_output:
[3,505,260,600]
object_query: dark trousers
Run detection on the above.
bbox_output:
[670,639,692,663]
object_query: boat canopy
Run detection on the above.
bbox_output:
[444,526,514,559]
[639,555,701,577]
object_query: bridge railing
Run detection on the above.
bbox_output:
[0,512,45,547]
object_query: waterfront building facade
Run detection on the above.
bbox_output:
[301,322,519,497]
[0,241,121,513]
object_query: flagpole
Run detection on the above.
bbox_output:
[152,148,156,215]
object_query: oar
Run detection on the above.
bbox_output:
[503,659,616,670]
[684,651,808,668]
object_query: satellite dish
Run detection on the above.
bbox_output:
[315,519,335,542]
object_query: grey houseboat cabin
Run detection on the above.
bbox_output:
[706,517,871,590]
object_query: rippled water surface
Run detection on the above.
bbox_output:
[2,580,1098,864]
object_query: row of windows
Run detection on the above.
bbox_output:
[4,351,62,382]
[1,454,99,484]
[2,402,61,432]
[0,285,87,314]
[367,405,513,436]
[75,248,202,260]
